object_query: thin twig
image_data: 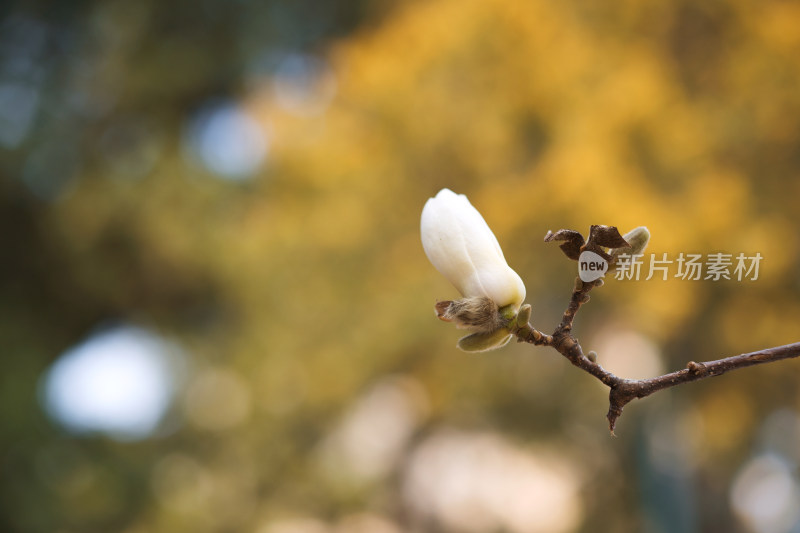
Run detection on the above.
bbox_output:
[513,276,800,433]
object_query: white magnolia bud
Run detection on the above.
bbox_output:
[421,189,526,310]
[609,226,651,267]
[622,226,650,256]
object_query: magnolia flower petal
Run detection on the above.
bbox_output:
[421,191,478,297]
[421,189,525,309]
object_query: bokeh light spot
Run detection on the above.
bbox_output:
[0,14,47,148]
[151,453,213,514]
[730,454,800,533]
[185,101,268,180]
[317,375,428,484]
[21,138,80,201]
[403,430,583,533]
[183,367,251,431]
[271,53,336,117]
[259,517,330,533]
[0,81,40,148]
[591,327,664,379]
[41,326,182,441]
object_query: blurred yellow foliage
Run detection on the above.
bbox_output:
[7,0,800,531]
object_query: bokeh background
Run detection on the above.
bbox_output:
[2,0,800,531]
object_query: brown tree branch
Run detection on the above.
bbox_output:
[512,275,800,433]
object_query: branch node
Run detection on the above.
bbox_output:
[687,361,708,375]
[553,333,580,358]
[607,382,637,434]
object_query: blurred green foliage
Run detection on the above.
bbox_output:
[2,0,800,531]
